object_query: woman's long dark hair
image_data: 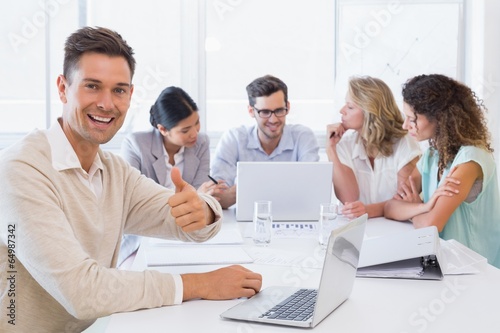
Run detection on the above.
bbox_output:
[402,74,493,177]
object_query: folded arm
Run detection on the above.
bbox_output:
[385,161,482,231]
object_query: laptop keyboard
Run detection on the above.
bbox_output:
[259,288,317,321]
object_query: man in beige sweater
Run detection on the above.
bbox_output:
[0,27,262,332]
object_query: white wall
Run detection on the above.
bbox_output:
[464,0,500,184]
[483,0,499,183]
[483,0,500,161]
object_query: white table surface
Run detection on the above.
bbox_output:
[85,210,500,333]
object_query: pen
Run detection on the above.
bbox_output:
[208,175,218,185]
[329,131,336,139]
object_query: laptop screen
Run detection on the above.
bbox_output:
[236,161,333,221]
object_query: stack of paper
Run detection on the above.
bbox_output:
[146,245,253,266]
[145,223,253,266]
[244,247,322,268]
[148,222,244,246]
[356,258,424,278]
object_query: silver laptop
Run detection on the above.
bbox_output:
[220,214,367,328]
[236,162,333,221]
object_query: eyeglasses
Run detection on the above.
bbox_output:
[253,106,288,118]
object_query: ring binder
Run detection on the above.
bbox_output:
[422,255,438,268]
[357,227,444,280]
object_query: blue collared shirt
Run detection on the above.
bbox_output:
[211,124,319,186]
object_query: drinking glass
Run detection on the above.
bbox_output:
[253,200,272,245]
[318,202,338,247]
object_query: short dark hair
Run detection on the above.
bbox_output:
[149,86,198,130]
[63,26,136,83]
[246,75,288,106]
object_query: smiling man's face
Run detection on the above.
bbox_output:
[57,52,133,152]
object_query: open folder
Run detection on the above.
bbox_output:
[357,226,444,280]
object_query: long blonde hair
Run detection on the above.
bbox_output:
[348,76,407,157]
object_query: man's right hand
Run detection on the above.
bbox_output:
[181,265,262,300]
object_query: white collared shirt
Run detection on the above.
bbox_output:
[162,145,185,188]
[336,130,421,204]
[44,120,104,199]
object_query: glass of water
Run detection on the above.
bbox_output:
[318,202,338,248]
[253,200,272,245]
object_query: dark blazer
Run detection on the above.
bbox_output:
[120,128,210,189]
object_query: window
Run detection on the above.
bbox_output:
[0,0,183,150]
[1,0,78,135]
[0,0,478,154]
[85,0,184,143]
[205,0,336,138]
[204,0,464,147]
[334,0,463,110]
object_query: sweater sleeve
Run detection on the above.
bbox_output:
[120,157,222,241]
[0,147,180,321]
[0,133,222,329]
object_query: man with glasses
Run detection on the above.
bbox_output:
[211,75,319,209]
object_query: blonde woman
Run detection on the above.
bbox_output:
[327,76,421,218]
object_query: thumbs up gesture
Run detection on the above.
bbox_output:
[168,167,215,232]
[170,166,192,193]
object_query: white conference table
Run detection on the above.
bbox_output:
[86,209,500,333]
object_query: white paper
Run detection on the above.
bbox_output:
[146,245,253,266]
[244,247,323,269]
[440,239,487,274]
[148,223,244,246]
[357,258,424,278]
[242,222,319,239]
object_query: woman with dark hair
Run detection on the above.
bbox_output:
[119,86,227,263]
[385,74,500,268]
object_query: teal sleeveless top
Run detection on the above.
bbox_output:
[418,146,500,268]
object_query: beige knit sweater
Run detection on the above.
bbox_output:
[0,130,222,332]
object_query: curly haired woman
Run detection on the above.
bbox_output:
[385,74,500,268]
[326,76,421,218]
